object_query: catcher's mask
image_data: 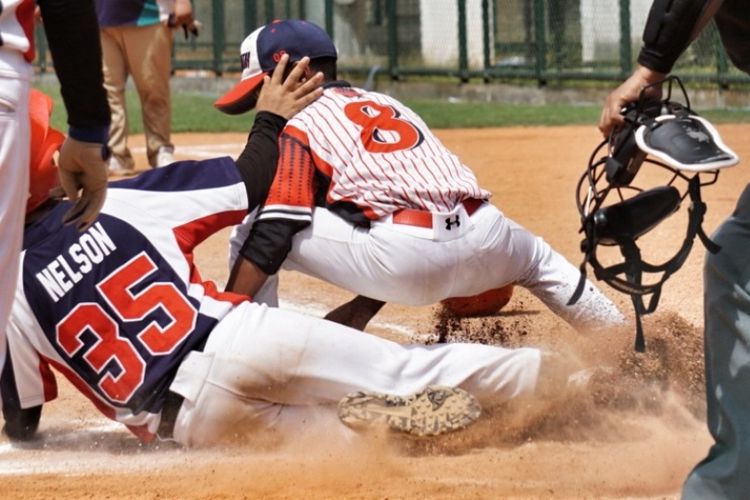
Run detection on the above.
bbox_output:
[569,76,738,351]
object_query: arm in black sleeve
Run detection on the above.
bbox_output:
[239,217,309,275]
[637,0,719,74]
[714,2,750,74]
[37,0,110,143]
[234,111,288,210]
[237,128,315,276]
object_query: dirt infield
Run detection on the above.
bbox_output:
[2,124,748,499]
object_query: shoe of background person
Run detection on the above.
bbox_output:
[107,156,136,177]
[155,146,175,168]
[338,385,481,437]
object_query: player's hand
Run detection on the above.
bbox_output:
[598,65,666,137]
[57,137,109,231]
[256,54,324,119]
[167,0,199,38]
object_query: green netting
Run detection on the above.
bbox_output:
[34,0,749,86]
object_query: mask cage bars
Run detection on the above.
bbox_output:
[569,76,722,351]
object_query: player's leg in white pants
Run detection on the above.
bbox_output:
[0,71,30,373]
[170,301,542,447]
[493,211,626,328]
[277,204,623,329]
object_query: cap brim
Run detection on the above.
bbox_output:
[214,73,266,115]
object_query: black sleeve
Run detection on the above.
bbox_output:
[637,0,714,74]
[239,218,309,275]
[37,0,110,142]
[714,1,750,75]
[236,115,312,275]
[235,111,288,210]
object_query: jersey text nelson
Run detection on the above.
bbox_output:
[35,222,117,302]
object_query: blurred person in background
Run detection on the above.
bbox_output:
[95,0,197,175]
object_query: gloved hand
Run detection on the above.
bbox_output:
[57,136,109,231]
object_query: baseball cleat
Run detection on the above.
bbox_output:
[337,385,481,437]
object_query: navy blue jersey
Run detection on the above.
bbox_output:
[2,157,250,441]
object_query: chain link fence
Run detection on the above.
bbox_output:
[35,0,750,86]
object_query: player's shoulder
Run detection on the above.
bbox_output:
[290,83,390,123]
[321,83,392,102]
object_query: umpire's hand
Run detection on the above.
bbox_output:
[58,136,109,231]
[598,65,665,137]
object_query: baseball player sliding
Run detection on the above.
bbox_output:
[2,69,578,448]
[217,20,625,330]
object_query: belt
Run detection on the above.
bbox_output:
[157,390,184,440]
[157,336,208,440]
[390,198,485,228]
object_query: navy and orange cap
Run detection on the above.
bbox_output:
[214,19,337,115]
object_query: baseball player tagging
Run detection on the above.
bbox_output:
[3,89,576,447]
[220,20,625,330]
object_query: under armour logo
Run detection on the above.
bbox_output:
[445,215,461,230]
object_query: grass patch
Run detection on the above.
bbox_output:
[405,100,602,128]
[36,84,750,133]
[37,85,250,133]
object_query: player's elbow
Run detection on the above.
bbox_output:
[2,405,42,442]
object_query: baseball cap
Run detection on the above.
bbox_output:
[214,19,337,115]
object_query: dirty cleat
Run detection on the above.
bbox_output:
[338,385,481,437]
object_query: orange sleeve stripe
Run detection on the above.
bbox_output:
[264,134,315,209]
[284,125,335,178]
[283,124,310,147]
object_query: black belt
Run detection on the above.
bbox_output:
[157,336,208,440]
[157,390,184,440]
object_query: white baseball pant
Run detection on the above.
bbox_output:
[0,51,32,375]
[169,301,541,447]
[230,202,625,329]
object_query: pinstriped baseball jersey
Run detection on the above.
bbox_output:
[258,83,490,226]
[1,158,250,442]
